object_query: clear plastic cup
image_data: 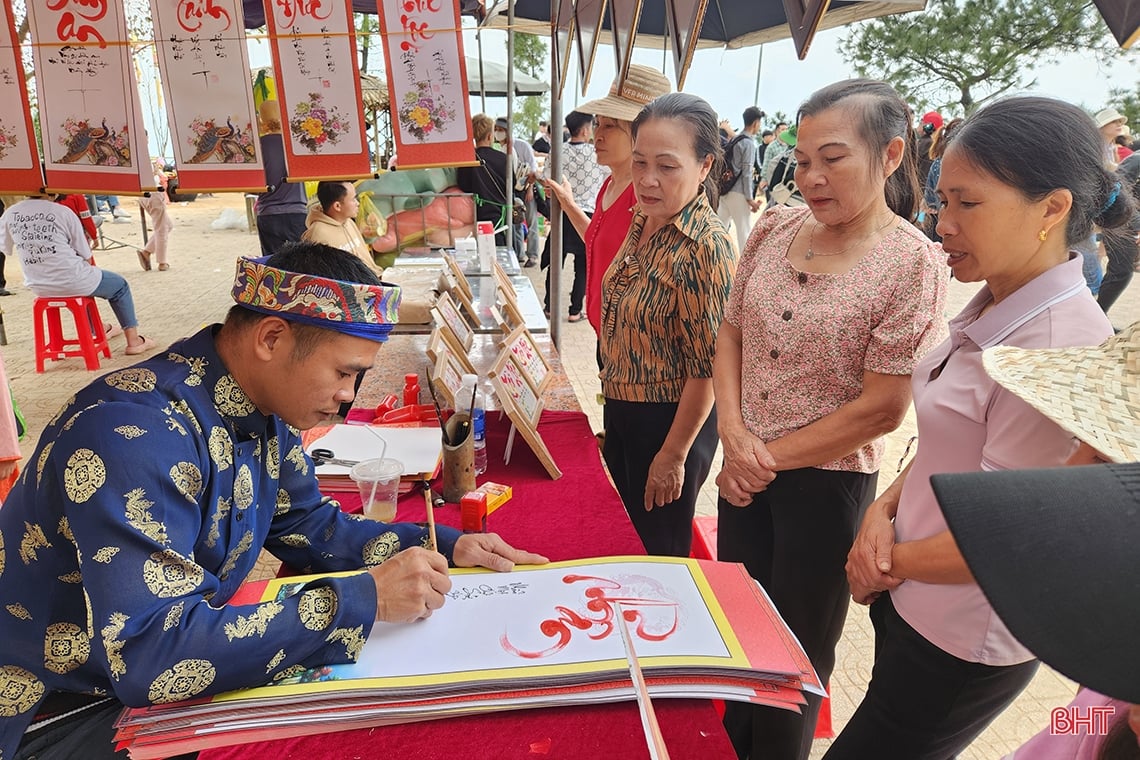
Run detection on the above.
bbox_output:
[349,458,404,522]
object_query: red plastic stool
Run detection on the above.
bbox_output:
[33,296,112,372]
[691,515,834,739]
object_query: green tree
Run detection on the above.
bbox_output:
[512,33,548,140]
[841,0,1130,115]
[1107,84,1140,127]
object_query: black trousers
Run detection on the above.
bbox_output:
[542,212,589,316]
[602,398,718,557]
[16,698,197,759]
[823,594,1039,760]
[256,212,308,257]
[1098,215,1139,314]
[718,466,877,760]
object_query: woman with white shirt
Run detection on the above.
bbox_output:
[827,96,1135,758]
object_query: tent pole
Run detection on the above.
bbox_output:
[753,45,763,105]
[506,5,516,278]
[547,0,563,349]
[477,28,487,112]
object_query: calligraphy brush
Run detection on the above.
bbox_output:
[424,367,451,446]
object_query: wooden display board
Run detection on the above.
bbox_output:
[491,287,526,336]
[442,253,480,324]
[432,292,474,353]
[426,326,475,374]
[489,345,561,479]
[504,326,551,396]
[492,260,518,304]
[430,345,469,409]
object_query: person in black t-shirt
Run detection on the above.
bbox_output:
[456,114,510,246]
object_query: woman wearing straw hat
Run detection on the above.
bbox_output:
[830,97,1135,759]
[540,64,671,341]
[930,323,1140,758]
[598,93,736,559]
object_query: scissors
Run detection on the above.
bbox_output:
[310,448,359,467]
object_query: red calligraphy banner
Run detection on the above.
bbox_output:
[376,0,475,170]
[0,0,44,193]
[26,0,151,194]
[152,0,266,192]
[264,0,371,181]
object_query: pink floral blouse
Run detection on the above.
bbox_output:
[724,206,948,473]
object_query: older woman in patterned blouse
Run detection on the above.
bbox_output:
[599,93,737,558]
[712,79,948,760]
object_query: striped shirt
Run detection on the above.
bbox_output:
[599,191,737,402]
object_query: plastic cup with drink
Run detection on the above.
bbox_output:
[349,458,404,522]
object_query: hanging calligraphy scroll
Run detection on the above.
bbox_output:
[264,0,371,180]
[151,0,265,192]
[376,0,476,170]
[26,0,152,194]
[575,0,608,97]
[664,0,709,91]
[0,0,43,193]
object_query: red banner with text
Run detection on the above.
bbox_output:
[263,0,371,181]
[151,0,265,193]
[0,0,44,193]
[27,0,152,194]
[376,0,475,170]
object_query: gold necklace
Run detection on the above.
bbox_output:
[805,215,897,260]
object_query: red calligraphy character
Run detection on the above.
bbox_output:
[177,0,233,33]
[399,14,434,53]
[402,0,442,12]
[47,0,107,22]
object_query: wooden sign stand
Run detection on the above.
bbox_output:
[441,254,480,324]
[431,292,474,352]
[488,344,561,479]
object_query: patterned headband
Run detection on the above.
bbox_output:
[231,257,401,342]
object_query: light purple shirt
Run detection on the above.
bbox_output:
[891,255,1113,666]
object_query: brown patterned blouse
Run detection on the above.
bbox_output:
[724,206,948,473]
[599,191,737,403]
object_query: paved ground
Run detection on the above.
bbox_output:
[3,193,1136,758]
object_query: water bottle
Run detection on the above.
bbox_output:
[458,373,488,475]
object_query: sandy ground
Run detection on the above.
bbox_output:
[2,192,1137,758]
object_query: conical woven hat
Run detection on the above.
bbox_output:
[982,321,1140,463]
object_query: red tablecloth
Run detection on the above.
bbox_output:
[200,410,736,760]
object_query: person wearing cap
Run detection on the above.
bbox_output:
[829,96,1135,759]
[929,323,1140,758]
[540,63,672,339]
[715,79,947,760]
[0,243,546,759]
[917,111,943,188]
[493,116,538,263]
[1096,107,1128,168]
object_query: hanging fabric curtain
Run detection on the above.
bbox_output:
[0,0,44,193]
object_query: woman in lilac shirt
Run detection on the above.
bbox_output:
[828,97,1136,757]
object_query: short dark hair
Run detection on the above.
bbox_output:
[761,129,774,138]
[798,78,921,220]
[743,106,764,127]
[633,93,724,209]
[315,181,350,213]
[948,96,1136,246]
[225,242,383,357]
[565,110,593,137]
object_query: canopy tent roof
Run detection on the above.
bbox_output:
[466,56,550,96]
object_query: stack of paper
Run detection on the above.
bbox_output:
[115,557,821,759]
[302,423,443,492]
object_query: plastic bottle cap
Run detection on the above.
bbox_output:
[476,221,494,236]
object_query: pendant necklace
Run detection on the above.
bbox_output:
[805,215,897,260]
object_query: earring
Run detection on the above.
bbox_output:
[1038,229,1048,242]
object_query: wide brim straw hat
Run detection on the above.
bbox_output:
[981,321,1140,463]
[1095,107,1127,128]
[931,461,1140,703]
[577,64,672,123]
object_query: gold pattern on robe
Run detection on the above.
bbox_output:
[102,612,128,679]
[284,444,309,475]
[61,404,100,432]
[215,375,255,417]
[125,488,168,545]
[419,534,434,550]
[147,658,216,704]
[104,368,158,393]
[64,448,106,503]
[35,441,54,487]
[56,517,74,544]
[362,532,401,566]
[266,649,286,673]
[46,396,75,429]
[44,622,90,674]
[169,462,204,504]
[273,664,306,682]
[217,530,253,581]
[163,601,184,631]
[297,586,338,631]
[265,436,280,479]
[0,665,44,717]
[168,352,208,386]
[206,496,231,548]
[165,417,188,436]
[19,522,51,564]
[208,427,233,472]
[58,571,83,583]
[113,425,146,439]
[326,625,366,661]
[142,549,204,598]
[274,489,291,516]
[163,399,203,435]
[278,534,310,548]
[233,464,254,510]
[6,604,30,620]
[92,547,119,563]
[223,601,283,641]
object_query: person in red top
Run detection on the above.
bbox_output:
[54,194,98,244]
